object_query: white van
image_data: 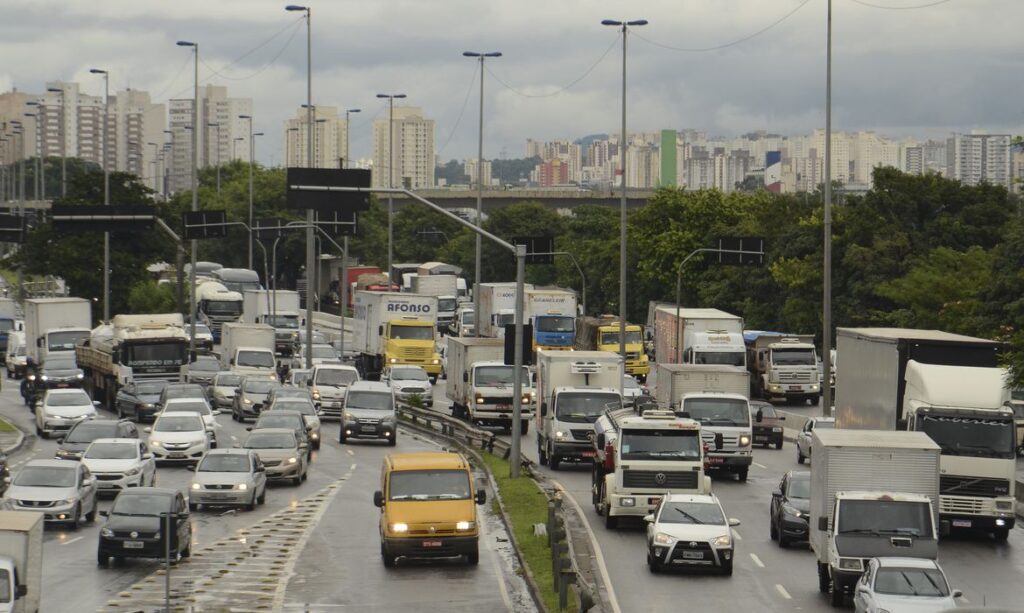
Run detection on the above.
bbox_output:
[5,330,26,379]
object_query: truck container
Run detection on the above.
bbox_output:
[0,298,19,363]
[653,307,744,367]
[476,282,529,338]
[576,316,650,380]
[445,337,532,433]
[76,313,189,411]
[351,291,441,380]
[211,268,262,294]
[809,429,940,606]
[835,327,1015,539]
[591,408,708,528]
[745,331,821,402]
[338,266,380,307]
[0,511,43,613]
[220,322,276,376]
[409,274,459,331]
[195,280,243,342]
[23,297,92,363]
[241,290,302,355]
[655,363,753,480]
[535,350,623,470]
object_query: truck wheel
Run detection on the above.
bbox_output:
[537,439,548,466]
[604,510,618,529]
[736,467,749,482]
[466,548,479,566]
[797,448,806,464]
[774,440,784,450]
[519,420,529,436]
[381,544,397,568]
[594,482,606,516]
[549,449,561,471]
[829,577,844,607]
[994,527,1010,542]
[817,562,830,593]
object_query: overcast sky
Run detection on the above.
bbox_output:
[2,0,1021,165]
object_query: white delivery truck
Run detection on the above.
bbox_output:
[656,363,753,480]
[591,408,709,528]
[241,290,302,355]
[0,298,19,365]
[220,322,276,376]
[0,511,42,613]
[810,429,940,607]
[446,337,532,434]
[23,297,91,363]
[653,306,745,367]
[351,291,442,380]
[535,350,623,470]
[835,327,1016,539]
[477,282,529,338]
[525,288,577,351]
[744,332,821,402]
[410,274,459,332]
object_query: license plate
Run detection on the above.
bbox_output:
[123,541,144,549]
[952,519,972,528]
[708,457,724,464]
[360,425,376,433]
[56,383,69,388]
[682,551,704,560]
[753,435,767,441]
[168,452,185,459]
[422,540,443,548]
[788,385,801,391]
[496,404,511,411]
[581,451,595,458]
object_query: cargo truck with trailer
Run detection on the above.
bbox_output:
[351,291,442,381]
[194,280,243,342]
[809,429,940,607]
[24,297,92,363]
[835,327,1016,539]
[241,290,302,355]
[653,307,745,367]
[0,511,42,613]
[445,337,532,434]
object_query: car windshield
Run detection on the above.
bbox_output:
[683,398,750,427]
[873,567,950,597]
[753,404,778,418]
[389,325,433,341]
[788,475,810,499]
[244,432,295,449]
[537,316,574,333]
[291,372,312,386]
[772,348,816,366]
[600,331,643,345]
[191,359,220,372]
[692,350,746,367]
[45,358,78,370]
[65,423,116,443]
[315,369,358,386]
[346,391,393,411]
[391,367,428,381]
[273,402,315,416]
[199,454,250,472]
[256,416,301,430]
[85,442,137,460]
[215,374,243,387]
[244,379,278,393]
[47,330,88,351]
[837,500,932,537]
[266,315,299,329]
[153,415,204,432]
[621,430,701,460]
[111,493,171,516]
[46,392,91,407]
[474,366,528,387]
[658,501,726,525]
[389,469,471,501]
[237,350,275,369]
[919,413,1015,460]
[556,392,621,423]
[136,381,168,395]
[164,401,211,416]
[14,466,76,487]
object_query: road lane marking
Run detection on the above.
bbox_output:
[551,479,621,613]
[753,462,767,469]
[345,449,354,456]
[60,536,83,546]
[732,529,742,541]
[775,584,792,600]
[749,553,764,568]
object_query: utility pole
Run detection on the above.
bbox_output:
[822,0,834,418]
[377,93,406,292]
[177,40,200,353]
[89,68,111,321]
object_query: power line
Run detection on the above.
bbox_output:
[632,0,814,52]
[198,20,303,82]
[848,0,954,9]
[149,53,195,100]
[485,33,621,99]
[436,62,479,156]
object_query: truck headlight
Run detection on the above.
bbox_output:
[653,532,675,545]
[996,500,1013,511]
[620,497,635,507]
[738,434,751,447]
[712,534,732,548]
[191,482,201,491]
[555,431,565,439]
[838,557,864,571]
[390,522,408,533]
[522,395,530,404]
[456,521,475,531]
[810,384,819,391]
[431,359,440,365]
[41,375,48,381]
[76,373,84,379]
[475,396,484,405]
[389,358,398,364]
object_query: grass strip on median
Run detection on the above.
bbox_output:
[479,451,578,613]
[0,418,16,433]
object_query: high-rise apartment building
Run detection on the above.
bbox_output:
[463,158,493,187]
[372,106,435,189]
[168,85,251,194]
[284,106,349,168]
[946,132,1011,188]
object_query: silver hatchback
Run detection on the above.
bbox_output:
[189,449,267,511]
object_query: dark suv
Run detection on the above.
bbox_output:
[750,400,786,449]
[97,487,192,566]
[114,380,169,422]
[56,419,140,461]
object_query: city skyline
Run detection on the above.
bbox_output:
[0,0,1020,167]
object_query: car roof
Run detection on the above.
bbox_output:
[348,381,391,393]
[117,486,178,497]
[88,438,139,445]
[25,459,79,469]
[165,397,209,404]
[46,388,89,395]
[662,493,720,504]
[247,427,296,436]
[203,448,252,456]
[872,557,941,569]
[166,383,204,390]
[387,452,469,471]
[315,363,358,372]
[786,470,810,480]
[812,417,835,423]
[259,410,302,418]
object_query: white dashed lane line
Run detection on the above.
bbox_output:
[731,529,742,541]
[749,553,764,568]
[59,536,83,546]
[775,584,792,600]
[752,462,767,469]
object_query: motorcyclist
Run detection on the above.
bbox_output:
[21,356,38,407]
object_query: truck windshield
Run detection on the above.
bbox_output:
[837,500,932,537]
[438,298,458,312]
[390,325,433,341]
[496,314,515,327]
[221,281,261,294]
[620,430,701,460]
[537,316,575,333]
[123,342,187,369]
[0,319,14,332]
[682,398,750,427]
[771,348,816,366]
[48,330,88,352]
[346,391,393,411]
[918,414,1016,459]
[237,350,275,369]
[315,369,358,386]
[600,331,643,346]
[461,311,475,325]
[873,567,950,597]
[266,315,299,329]
[204,300,242,317]
[693,350,745,367]
[556,392,621,423]
[475,366,529,387]
[389,469,470,501]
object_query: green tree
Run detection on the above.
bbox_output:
[126,280,178,314]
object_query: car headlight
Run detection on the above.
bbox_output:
[150,440,163,448]
[390,522,408,533]
[142,403,155,409]
[58,498,77,506]
[191,482,201,491]
[838,557,864,571]
[100,527,114,538]
[287,457,298,464]
[124,467,141,476]
[27,375,35,381]
[712,534,732,548]
[555,431,565,439]
[244,398,252,404]
[55,448,74,458]
[40,375,48,381]
[653,532,675,545]
[312,389,321,400]
[76,373,84,379]
[738,434,751,447]
[455,521,475,531]
[782,504,804,519]
[236,483,248,491]
[310,432,319,440]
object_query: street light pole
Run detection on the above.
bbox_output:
[239,114,254,269]
[177,40,199,353]
[822,0,834,417]
[344,108,360,168]
[463,51,501,336]
[46,87,66,198]
[376,93,406,291]
[90,68,111,322]
[602,18,647,375]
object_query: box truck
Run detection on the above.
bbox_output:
[351,291,441,380]
[241,290,302,355]
[0,298,19,362]
[220,322,276,376]
[653,306,744,367]
[445,337,532,434]
[477,282,529,338]
[526,288,577,350]
[409,274,459,332]
[744,331,821,403]
[24,297,91,363]
[0,511,43,613]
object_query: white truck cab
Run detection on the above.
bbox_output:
[678,392,753,481]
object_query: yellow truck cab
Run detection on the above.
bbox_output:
[374,451,486,567]
[576,316,650,381]
[384,319,443,379]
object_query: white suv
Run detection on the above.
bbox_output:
[645,493,740,575]
[309,364,360,420]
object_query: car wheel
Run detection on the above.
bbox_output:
[86,500,97,522]
[381,544,396,568]
[604,508,618,529]
[769,517,778,541]
[647,550,662,573]
[721,560,733,576]
[257,488,266,505]
[292,475,302,486]
[779,532,790,548]
[797,447,805,464]
[774,440,784,450]
[70,504,81,531]
[466,547,479,566]
[245,495,256,512]
[817,562,830,594]
[97,549,109,567]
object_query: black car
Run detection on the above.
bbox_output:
[769,470,810,547]
[97,487,192,567]
[114,380,169,422]
[55,419,140,461]
[23,355,84,405]
[250,410,312,459]
[156,383,206,412]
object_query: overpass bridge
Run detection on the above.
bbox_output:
[389,188,658,210]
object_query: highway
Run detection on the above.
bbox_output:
[0,380,532,612]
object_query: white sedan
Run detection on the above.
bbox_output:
[81,438,156,493]
[35,388,98,439]
[382,365,433,402]
[161,397,221,447]
[145,413,210,464]
[645,493,740,575]
[854,557,961,613]
[796,416,834,464]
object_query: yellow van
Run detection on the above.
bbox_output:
[373,451,486,567]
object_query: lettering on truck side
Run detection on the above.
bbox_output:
[385,303,433,314]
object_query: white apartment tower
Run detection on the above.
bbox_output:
[284,106,349,168]
[168,85,251,194]
[372,106,435,189]
[946,132,1012,188]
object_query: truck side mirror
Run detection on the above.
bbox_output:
[714,432,724,450]
[540,404,548,417]
[15,584,27,599]
[596,433,605,449]
[462,371,469,383]
[111,348,121,363]
[373,490,384,508]
[818,517,829,531]
[36,337,42,347]
[378,325,384,336]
